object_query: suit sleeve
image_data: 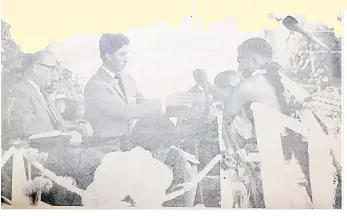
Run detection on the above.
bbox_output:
[84,79,164,120]
[7,87,36,137]
[135,88,148,104]
[126,75,149,104]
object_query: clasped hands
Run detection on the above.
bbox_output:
[162,69,210,109]
[193,68,209,86]
[67,130,82,146]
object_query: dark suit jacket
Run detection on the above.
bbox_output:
[6,80,57,138]
[84,69,164,139]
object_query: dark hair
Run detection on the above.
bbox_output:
[238,37,273,59]
[58,99,78,121]
[22,51,45,71]
[260,61,290,114]
[99,33,129,60]
[129,117,177,151]
[214,70,241,86]
[22,47,57,73]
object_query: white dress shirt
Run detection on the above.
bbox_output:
[28,79,47,107]
[101,66,117,78]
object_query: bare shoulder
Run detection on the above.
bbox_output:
[235,75,274,101]
[237,75,264,91]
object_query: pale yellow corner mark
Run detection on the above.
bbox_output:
[2,0,346,53]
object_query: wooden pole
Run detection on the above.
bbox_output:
[1,147,15,168]
[11,148,29,208]
[216,111,235,208]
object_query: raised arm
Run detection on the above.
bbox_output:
[223,77,259,120]
[207,83,230,102]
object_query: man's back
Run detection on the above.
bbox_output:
[224,73,283,120]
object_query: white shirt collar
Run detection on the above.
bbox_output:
[28,79,48,103]
[28,79,41,94]
[101,66,117,78]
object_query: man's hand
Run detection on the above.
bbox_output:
[80,122,93,137]
[136,94,148,104]
[67,130,82,146]
[136,98,147,104]
[193,69,208,86]
[164,93,194,108]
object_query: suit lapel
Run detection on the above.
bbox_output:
[118,74,129,104]
[23,81,59,129]
[98,69,127,102]
[112,81,127,103]
[24,81,50,113]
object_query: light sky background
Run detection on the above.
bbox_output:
[2,0,343,99]
[52,17,265,99]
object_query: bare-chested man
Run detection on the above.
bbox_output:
[224,38,288,119]
[195,38,301,208]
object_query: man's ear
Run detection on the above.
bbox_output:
[251,55,259,65]
[31,64,38,74]
[104,53,112,61]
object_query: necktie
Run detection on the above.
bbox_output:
[40,90,67,131]
[115,76,127,102]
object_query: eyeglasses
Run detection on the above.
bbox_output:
[37,63,61,74]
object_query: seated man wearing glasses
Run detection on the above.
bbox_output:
[4,47,83,206]
[6,48,81,145]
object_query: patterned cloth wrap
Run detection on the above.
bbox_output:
[288,25,341,93]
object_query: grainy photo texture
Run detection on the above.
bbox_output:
[1,11,343,209]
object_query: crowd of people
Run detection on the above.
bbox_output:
[1,17,342,208]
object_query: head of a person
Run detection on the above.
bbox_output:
[130,117,177,152]
[75,96,86,118]
[214,70,242,91]
[99,33,130,73]
[55,95,69,115]
[237,37,273,78]
[23,48,60,89]
[12,68,24,83]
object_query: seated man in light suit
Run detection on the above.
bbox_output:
[5,49,82,143]
[3,47,83,206]
[82,34,198,207]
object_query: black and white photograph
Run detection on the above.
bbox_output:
[0,1,344,210]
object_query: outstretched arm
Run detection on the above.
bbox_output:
[207,83,230,102]
[84,81,164,120]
